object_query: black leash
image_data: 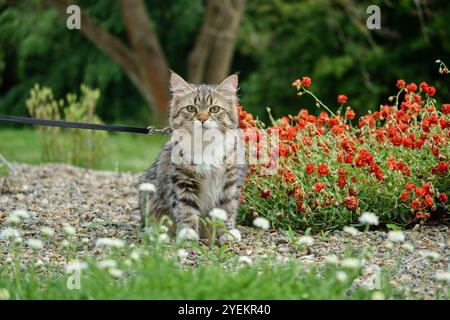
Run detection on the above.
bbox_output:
[0,114,171,135]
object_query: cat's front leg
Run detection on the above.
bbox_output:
[171,170,202,242]
[216,165,245,244]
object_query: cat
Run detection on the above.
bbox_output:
[137,71,245,243]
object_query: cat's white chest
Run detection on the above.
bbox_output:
[196,164,225,214]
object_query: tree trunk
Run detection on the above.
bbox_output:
[188,0,246,84]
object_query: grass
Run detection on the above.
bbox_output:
[0,128,167,173]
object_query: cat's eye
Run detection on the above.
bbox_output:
[186,105,197,113]
[209,106,221,113]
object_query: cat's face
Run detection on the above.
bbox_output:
[169,72,239,131]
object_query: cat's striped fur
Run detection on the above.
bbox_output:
[138,72,245,242]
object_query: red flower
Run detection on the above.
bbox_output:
[348,187,357,196]
[305,164,315,174]
[396,79,406,89]
[400,191,410,201]
[282,171,297,184]
[432,161,449,174]
[314,182,325,193]
[423,195,434,207]
[345,108,355,120]
[438,193,448,203]
[442,104,450,115]
[404,182,415,191]
[406,82,417,92]
[317,163,330,176]
[416,212,430,219]
[411,199,421,210]
[415,187,426,197]
[337,94,348,104]
[301,76,312,88]
[343,196,358,210]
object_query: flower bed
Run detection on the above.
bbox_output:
[238,70,449,232]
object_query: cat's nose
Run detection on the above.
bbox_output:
[196,113,209,123]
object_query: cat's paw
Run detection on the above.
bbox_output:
[176,227,200,243]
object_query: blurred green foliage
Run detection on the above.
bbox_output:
[1,0,449,125]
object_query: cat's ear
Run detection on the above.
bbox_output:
[170,71,192,97]
[216,74,238,95]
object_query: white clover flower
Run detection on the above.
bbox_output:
[336,271,348,283]
[35,260,44,267]
[228,229,242,242]
[401,243,414,252]
[40,226,55,238]
[95,238,125,248]
[358,212,379,226]
[0,227,20,240]
[253,217,270,230]
[160,225,169,233]
[139,183,156,193]
[14,237,22,244]
[298,235,314,246]
[130,250,141,261]
[26,239,43,250]
[6,215,21,225]
[238,256,253,265]
[387,230,405,243]
[63,224,76,237]
[12,209,29,219]
[177,249,189,259]
[66,260,88,272]
[341,257,361,269]
[324,254,339,265]
[176,227,199,242]
[0,288,10,300]
[434,272,450,282]
[371,291,385,300]
[420,250,441,262]
[108,268,124,278]
[60,240,70,248]
[98,259,117,269]
[343,226,359,236]
[158,233,170,243]
[208,208,228,222]
[124,259,132,267]
[81,238,89,244]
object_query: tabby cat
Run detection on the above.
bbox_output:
[138,72,245,243]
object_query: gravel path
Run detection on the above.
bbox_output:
[1,163,449,299]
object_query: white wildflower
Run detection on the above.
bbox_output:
[6,215,21,225]
[98,259,117,269]
[66,260,88,272]
[81,238,89,244]
[60,240,70,248]
[40,226,55,238]
[208,208,228,222]
[371,291,385,300]
[26,239,43,250]
[176,227,199,242]
[108,268,124,278]
[324,254,339,265]
[238,256,253,265]
[63,224,76,237]
[228,229,242,242]
[177,249,189,259]
[0,227,20,240]
[139,183,156,193]
[14,237,22,244]
[160,225,169,233]
[387,230,405,243]
[434,272,450,282]
[95,238,125,248]
[341,257,361,269]
[12,209,29,219]
[0,288,10,300]
[343,226,359,236]
[336,271,348,282]
[124,259,132,267]
[358,212,379,226]
[158,233,170,243]
[298,235,314,246]
[130,250,141,261]
[420,250,441,262]
[402,243,414,252]
[253,217,270,230]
